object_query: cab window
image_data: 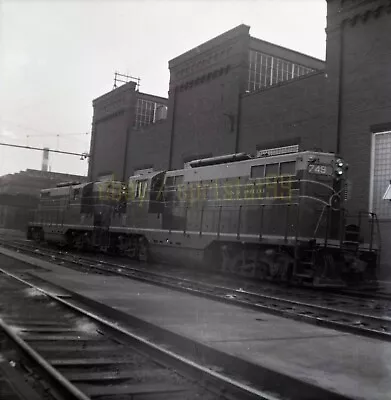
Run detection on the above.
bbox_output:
[135,180,148,199]
[280,161,296,176]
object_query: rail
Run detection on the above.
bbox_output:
[0,255,290,400]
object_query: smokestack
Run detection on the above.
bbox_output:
[42,147,49,172]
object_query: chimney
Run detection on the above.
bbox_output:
[42,147,49,172]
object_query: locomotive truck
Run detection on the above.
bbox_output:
[27,150,380,287]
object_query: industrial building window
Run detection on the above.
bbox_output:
[370,131,391,219]
[247,50,314,92]
[134,99,168,129]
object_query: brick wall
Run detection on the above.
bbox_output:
[239,72,332,154]
[168,25,250,169]
[170,70,241,169]
[125,121,170,176]
[91,112,129,180]
[338,7,391,213]
[89,82,137,181]
[326,0,391,274]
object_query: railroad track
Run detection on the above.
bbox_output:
[0,265,283,400]
[2,238,391,342]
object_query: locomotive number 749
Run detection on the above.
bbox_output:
[308,164,332,175]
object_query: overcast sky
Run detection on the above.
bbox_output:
[0,0,327,178]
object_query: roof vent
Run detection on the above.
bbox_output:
[257,144,299,158]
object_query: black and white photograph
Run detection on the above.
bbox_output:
[0,1,390,399]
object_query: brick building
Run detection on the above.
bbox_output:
[88,25,322,181]
[89,0,391,271]
[0,169,87,231]
[89,84,168,181]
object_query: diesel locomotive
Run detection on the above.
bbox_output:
[27,150,380,287]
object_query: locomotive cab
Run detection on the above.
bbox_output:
[126,171,166,229]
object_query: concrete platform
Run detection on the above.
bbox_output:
[1,247,391,400]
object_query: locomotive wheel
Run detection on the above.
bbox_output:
[269,260,280,279]
[32,229,44,243]
[73,234,86,251]
[221,244,257,277]
[275,254,294,283]
[254,261,269,280]
[258,251,293,283]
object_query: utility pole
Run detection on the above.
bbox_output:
[42,147,49,171]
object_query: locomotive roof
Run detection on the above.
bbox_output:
[182,150,340,182]
[40,181,90,196]
[128,170,164,181]
[125,151,341,183]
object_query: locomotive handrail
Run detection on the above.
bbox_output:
[199,206,204,237]
[159,178,337,202]
[313,204,328,239]
[284,204,290,241]
[259,204,264,241]
[217,206,222,239]
[237,205,242,240]
[183,206,188,235]
[337,210,381,252]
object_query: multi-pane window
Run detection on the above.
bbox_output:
[250,160,297,179]
[134,99,167,130]
[370,131,391,219]
[248,50,314,92]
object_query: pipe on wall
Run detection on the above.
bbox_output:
[336,20,345,154]
[234,93,242,154]
[168,87,178,171]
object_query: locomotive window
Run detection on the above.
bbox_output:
[135,180,148,199]
[175,175,184,185]
[142,182,148,198]
[265,163,279,177]
[165,176,174,186]
[73,188,80,200]
[251,165,265,178]
[280,161,296,176]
